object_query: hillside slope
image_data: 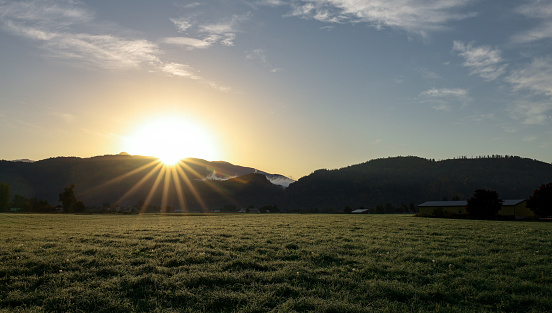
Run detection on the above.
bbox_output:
[283,156,552,210]
[2,155,551,212]
[0,155,287,210]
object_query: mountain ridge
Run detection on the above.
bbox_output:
[1,154,551,212]
[284,155,552,210]
[0,154,291,210]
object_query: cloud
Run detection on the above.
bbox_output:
[505,57,552,124]
[246,49,268,63]
[419,88,470,111]
[162,36,213,49]
[165,13,248,49]
[511,21,552,44]
[198,14,249,47]
[161,62,199,79]
[508,99,552,125]
[420,88,469,98]
[515,0,552,18]
[0,0,160,69]
[5,20,161,70]
[258,0,286,6]
[170,18,192,33]
[507,56,552,96]
[511,0,552,43]
[285,0,476,36]
[452,41,507,81]
[246,49,282,73]
[0,0,228,90]
[0,0,93,27]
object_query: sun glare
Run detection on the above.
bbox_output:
[124,116,219,165]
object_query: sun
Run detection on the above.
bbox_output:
[124,116,219,165]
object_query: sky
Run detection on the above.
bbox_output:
[1,0,552,179]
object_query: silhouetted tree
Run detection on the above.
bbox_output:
[12,194,30,211]
[527,182,552,218]
[71,201,86,213]
[29,197,54,213]
[0,183,11,212]
[343,206,352,214]
[59,185,77,213]
[466,189,502,219]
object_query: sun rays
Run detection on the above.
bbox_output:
[82,156,238,213]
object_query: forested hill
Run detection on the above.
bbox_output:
[0,154,285,210]
[2,155,551,212]
[283,156,552,210]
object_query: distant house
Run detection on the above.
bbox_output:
[418,199,534,219]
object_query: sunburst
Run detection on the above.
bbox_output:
[123,115,219,166]
[81,115,231,212]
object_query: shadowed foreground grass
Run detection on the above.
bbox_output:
[0,214,551,312]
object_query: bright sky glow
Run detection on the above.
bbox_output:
[124,116,219,165]
[1,0,552,179]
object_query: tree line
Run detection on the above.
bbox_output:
[0,183,85,213]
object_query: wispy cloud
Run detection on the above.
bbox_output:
[257,0,286,7]
[508,99,552,125]
[503,57,552,125]
[170,17,192,32]
[285,0,476,36]
[161,62,199,79]
[0,0,93,27]
[511,21,552,44]
[1,4,160,70]
[246,49,283,73]
[0,0,229,90]
[511,0,552,44]
[246,49,268,63]
[420,88,469,98]
[452,41,507,81]
[165,13,248,49]
[162,36,213,49]
[507,56,552,97]
[419,88,470,111]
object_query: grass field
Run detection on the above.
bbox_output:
[1,214,551,312]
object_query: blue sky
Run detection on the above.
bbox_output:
[1,0,551,179]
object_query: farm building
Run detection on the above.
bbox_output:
[417,199,535,219]
[498,200,534,218]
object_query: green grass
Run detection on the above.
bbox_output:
[1,214,551,312]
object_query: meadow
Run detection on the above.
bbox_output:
[0,214,551,312]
